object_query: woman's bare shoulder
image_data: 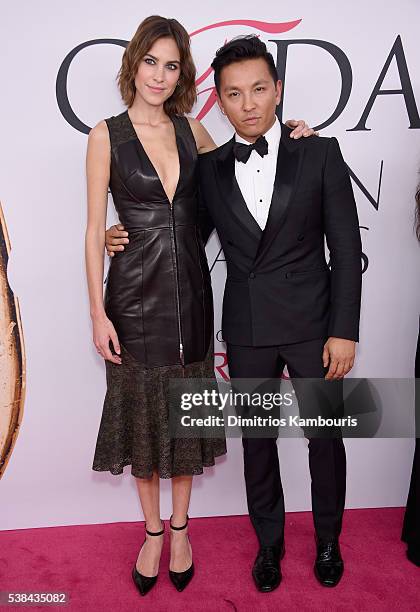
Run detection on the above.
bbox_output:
[186,116,204,137]
[186,116,216,154]
[88,120,109,144]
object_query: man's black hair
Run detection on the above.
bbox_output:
[211,35,279,95]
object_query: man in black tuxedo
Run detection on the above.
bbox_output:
[105,36,362,592]
[197,36,362,592]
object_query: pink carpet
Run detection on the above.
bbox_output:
[0,508,419,611]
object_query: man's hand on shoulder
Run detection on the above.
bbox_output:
[323,337,356,380]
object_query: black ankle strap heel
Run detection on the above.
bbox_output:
[169,515,189,531]
[132,520,165,596]
[169,515,194,592]
[146,522,165,537]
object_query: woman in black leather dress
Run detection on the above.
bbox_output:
[85,17,224,595]
[402,183,420,567]
[86,15,313,596]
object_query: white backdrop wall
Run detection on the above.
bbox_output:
[0,0,419,529]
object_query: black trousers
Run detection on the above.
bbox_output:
[402,318,420,547]
[227,337,346,549]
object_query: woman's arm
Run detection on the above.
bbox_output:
[187,117,217,154]
[187,116,317,153]
[85,121,121,363]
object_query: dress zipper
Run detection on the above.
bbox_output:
[169,199,185,368]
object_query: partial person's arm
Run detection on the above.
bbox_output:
[104,118,318,254]
[187,117,217,153]
[185,119,217,242]
[187,116,317,153]
[85,121,121,363]
[197,158,216,245]
[322,137,363,379]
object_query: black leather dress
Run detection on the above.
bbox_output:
[103,110,213,367]
[92,110,226,479]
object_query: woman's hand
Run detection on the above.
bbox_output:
[92,314,122,364]
[285,119,319,139]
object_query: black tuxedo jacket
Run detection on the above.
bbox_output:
[198,124,362,346]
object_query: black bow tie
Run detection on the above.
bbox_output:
[233,135,269,163]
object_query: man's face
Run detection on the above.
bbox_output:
[217,58,282,143]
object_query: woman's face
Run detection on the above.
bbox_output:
[134,36,181,107]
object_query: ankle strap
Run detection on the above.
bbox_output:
[169,514,189,531]
[145,520,164,537]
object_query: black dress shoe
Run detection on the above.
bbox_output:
[252,542,285,593]
[407,542,420,567]
[314,537,344,587]
[132,521,165,596]
[169,515,194,592]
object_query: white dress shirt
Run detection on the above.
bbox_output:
[234,117,281,230]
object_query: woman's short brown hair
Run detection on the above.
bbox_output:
[117,15,197,116]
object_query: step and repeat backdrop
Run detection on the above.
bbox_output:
[0,0,419,529]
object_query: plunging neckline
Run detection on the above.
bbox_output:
[126,109,181,205]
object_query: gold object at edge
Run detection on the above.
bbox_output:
[0,201,26,478]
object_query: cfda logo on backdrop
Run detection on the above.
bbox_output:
[56,16,420,272]
[57,18,419,266]
[55,17,420,270]
[55,18,420,380]
[56,17,420,133]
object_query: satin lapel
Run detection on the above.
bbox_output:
[253,132,305,266]
[215,138,262,242]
